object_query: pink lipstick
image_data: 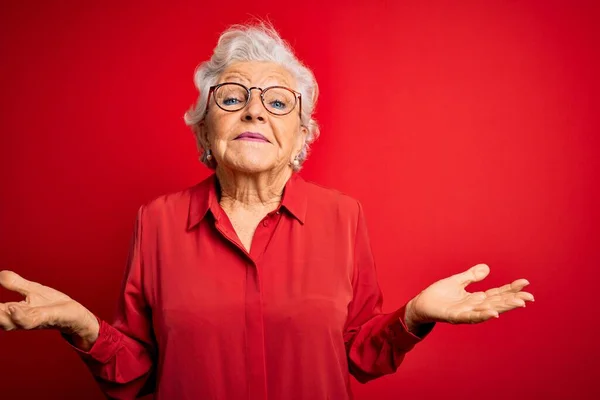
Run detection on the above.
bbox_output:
[234,132,269,142]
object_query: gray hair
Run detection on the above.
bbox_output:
[183,22,320,171]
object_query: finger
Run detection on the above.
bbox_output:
[452,308,499,324]
[499,292,534,307]
[0,312,18,331]
[486,290,535,303]
[515,291,535,302]
[0,304,18,331]
[453,264,490,287]
[6,304,47,330]
[512,279,530,291]
[0,270,34,297]
[479,294,532,315]
[484,279,530,297]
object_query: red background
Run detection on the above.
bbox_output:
[1,1,598,399]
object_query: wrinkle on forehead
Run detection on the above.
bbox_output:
[219,61,294,88]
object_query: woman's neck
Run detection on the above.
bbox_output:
[215,167,292,211]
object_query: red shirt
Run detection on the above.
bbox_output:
[69,173,433,399]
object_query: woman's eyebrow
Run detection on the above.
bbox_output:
[220,71,291,87]
[220,71,250,82]
[264,75,291,87]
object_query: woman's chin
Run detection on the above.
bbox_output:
[222,157,281,174]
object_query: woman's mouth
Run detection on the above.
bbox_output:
[234,132,270,142]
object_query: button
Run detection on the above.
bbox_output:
[263,220,269,227]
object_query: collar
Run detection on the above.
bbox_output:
[187,173,307,230]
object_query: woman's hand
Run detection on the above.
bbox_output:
[0,270,99,347]
[405,264,534,329]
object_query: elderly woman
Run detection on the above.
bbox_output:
[0,23,533,399]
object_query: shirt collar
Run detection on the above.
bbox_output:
[279,173,307,224]
[187,173,307,230]
[186,174,217,230]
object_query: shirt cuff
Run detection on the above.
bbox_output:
[62,317,123,364]
[386,305,435,351]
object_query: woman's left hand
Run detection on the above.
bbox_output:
[405,264,534,328]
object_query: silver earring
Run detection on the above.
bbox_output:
[206,149,212,161]
[292,156,300,167]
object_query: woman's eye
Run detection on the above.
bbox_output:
[223,97,241,106]
[270,100,286,109]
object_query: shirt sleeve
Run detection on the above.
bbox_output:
[64,205,156,399]
[343,201,435,383]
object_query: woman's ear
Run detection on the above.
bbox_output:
[295,125,308,154]
[194,120,210,151]
[300,125,309,139]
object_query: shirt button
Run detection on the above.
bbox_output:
[263,220,269,227]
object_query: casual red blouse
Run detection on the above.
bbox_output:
[68,173,433,399]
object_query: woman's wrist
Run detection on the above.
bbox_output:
[405,296,432,333]
[67,305,100,351]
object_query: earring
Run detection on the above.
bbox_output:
[292,156,300,168]
[206,149,213,161]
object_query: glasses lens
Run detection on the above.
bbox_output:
[214,84,248,111]
[263,87,296,115]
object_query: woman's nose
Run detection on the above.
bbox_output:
[242,91,266,122]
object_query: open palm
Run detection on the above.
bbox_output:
[408,264,534,325]
[0,270,89,334]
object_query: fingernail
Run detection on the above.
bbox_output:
[8,306,16,314]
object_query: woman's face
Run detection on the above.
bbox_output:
[199,61,307,175]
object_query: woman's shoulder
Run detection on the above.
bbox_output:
[299,176,361,214]
[135,176,214,221]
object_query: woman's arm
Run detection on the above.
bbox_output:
[343,201,534,383]
[0,205,156,399]
[65,205,156,398]
[343,201,434,383]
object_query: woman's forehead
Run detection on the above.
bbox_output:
[219,61,295,87]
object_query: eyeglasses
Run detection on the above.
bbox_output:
[207,82,302,117]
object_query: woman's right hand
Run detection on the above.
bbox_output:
[0,270,99,349]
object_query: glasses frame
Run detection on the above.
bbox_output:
[206,82,303,117]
